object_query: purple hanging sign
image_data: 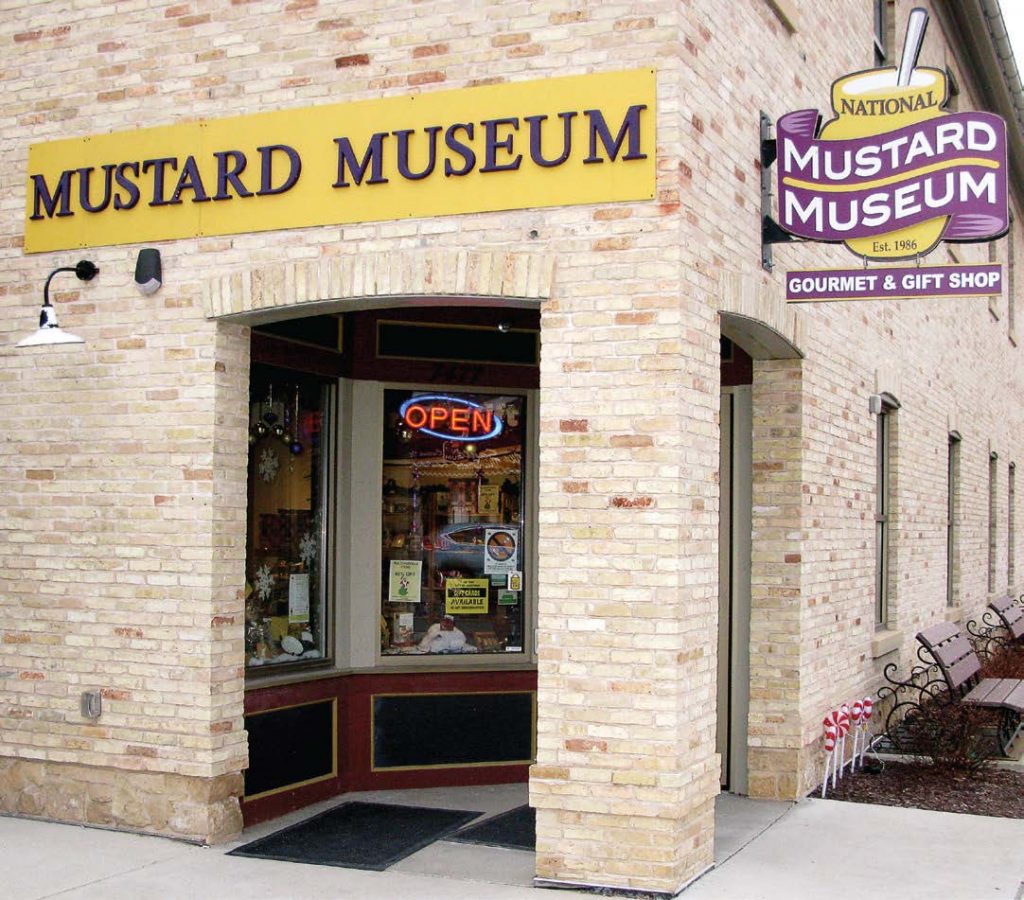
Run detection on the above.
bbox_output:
[786,263,1002,303]
[777,110,1008,246]
[774,59,1009,264]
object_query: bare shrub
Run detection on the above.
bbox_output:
[900,698,997,773]
[978,642,1024,679]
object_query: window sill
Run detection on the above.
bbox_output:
[764,0,798,33]
[245,658,539,691]
[871,628,902,659]
[945,605,964,623]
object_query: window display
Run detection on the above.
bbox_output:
[245,364,332,670]
[381,390,526,656]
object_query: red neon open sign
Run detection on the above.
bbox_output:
[399,394,503,442]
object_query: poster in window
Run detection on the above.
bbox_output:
[478,484,500,516]
[445,578,490,614]
[483,528,519,575]
[388,560,422,603]
[288,574,310,624]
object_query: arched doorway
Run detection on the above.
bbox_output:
[718,310,803,796]
[205,252,550,825]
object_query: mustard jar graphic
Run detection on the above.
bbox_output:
[818,8,946,260]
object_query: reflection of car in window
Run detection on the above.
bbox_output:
[427,523,520,571]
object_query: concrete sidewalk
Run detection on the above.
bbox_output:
[4,793,1023,899]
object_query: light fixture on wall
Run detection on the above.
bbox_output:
[16,260,98,348]
[134,248,162,295]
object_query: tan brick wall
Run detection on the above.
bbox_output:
[2,0,1024,893]
[747,358,805,799]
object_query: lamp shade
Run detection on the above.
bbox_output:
[16,326,85,347]
[16,304,83,347]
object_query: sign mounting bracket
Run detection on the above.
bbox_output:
[760,111,795,272]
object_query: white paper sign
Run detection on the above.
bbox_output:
[288,574,310,623]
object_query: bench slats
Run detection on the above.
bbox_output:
[989,596,1024,640]
[965,679,1018,707]
[1004,683,1024,713]
[918,626,982,690]
[918,621,960,649]
[918,623,997,692]
[989,596,1014,614]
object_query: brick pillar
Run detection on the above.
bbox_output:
[746,358,806,799]
[203,320,252,831]
[0,303,249,844]
[531,294,720,895]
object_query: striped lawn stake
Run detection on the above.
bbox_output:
[821,714,838,798]
[859,697,874,765]
[831,708,847,786]
[838,703,851,779]
[850,700,864,770]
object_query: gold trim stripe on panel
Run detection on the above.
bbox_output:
[243,697,338,802]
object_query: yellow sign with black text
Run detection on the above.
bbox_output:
[25,69,656,253]
[445,578,490,615]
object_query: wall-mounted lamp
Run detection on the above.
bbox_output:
[16,260,98,348]
[134,248,161,295]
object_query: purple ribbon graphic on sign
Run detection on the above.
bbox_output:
[776,110,1008,242]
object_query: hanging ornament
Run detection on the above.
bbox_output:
[291,385,301,443]
[251,421,268,439]
[290,441,304,455]
[262,384,278,425]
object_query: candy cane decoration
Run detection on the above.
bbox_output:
[821,714,838,798]
[850,700,864,770]
[837,703,850,780]
[859,697,874,766]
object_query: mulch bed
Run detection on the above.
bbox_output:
[823,761,1024,819]
[822,636,1024,818]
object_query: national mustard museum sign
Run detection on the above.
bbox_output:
[772,9,1009,303]
[24,69,656,253]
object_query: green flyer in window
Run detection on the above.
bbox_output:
[388,559,422,603]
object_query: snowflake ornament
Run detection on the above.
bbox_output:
[255,564,274,601]
[299,531,317,569]
[258,448,279,483]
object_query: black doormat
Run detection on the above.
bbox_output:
[450,804,535,851]
[229,801,482,871]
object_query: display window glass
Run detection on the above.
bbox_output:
[380,389,526,656]
[245,364,333,671]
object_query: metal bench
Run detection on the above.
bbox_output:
[988,595,1024,643]
[916,622,1024,756]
